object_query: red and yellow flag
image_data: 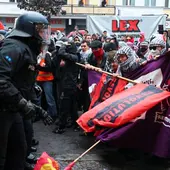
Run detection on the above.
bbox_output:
[34,152,60,170]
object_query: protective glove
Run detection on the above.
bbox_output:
[33,105,53,126]
[18,98,36,119]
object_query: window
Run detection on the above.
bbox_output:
[145,0,156,7]
[151,0,156,6]
[165,0,169,7]
[145,0,149,6]
[122,0,135,6]
[123,0,128,5]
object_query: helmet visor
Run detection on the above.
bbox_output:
[35,24,51,45]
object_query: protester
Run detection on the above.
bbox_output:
[36,39,58,121]
[79,40,92,63]
[53,42,80,134]
[91,33,98,41]
[137,41,149,59]
[86,40,107,70]
[137,32,145,46]
[126,35,134,44]
[104,42,118,73]
[116,46,145,76]
[77,40,92,112]
[145,38,166,60]
[85,34,92,43]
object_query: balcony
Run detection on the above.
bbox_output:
[62,5,115,15]
[0,2,115,18]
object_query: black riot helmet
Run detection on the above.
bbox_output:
[7,11,51,45]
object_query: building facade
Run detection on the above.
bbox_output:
[1,0,170,33]
[0,0,115,34]
[115,0,165,16]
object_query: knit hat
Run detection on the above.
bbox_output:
[104,42,117,52]
[140,41,149,46]
[90,40,102,49]
[149,38,166,47]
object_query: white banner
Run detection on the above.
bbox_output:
[87,15,166,40]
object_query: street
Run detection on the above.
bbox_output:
[34,121,170,170]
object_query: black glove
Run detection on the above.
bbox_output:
[33,105,53,126]
[18,98,35,119]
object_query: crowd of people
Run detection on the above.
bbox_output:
[0,11,170,170]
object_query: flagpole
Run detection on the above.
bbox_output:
[64,140,101,170]
[76,62,138,84]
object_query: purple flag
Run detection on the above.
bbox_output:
[88,70,102,97]
[97,52,170,158]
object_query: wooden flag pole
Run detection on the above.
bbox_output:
[64,140,101,170]
[76,62,138,84]
[74,140,101,163]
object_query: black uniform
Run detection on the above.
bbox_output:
[0,11,53,170]
[0,38,37,170]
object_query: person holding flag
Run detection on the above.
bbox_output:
[116,46,146,76]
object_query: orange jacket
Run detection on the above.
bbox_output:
[36,58,54,81]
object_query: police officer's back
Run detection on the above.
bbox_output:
[0,12,53,170]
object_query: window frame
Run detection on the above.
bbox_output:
[165,0,169,8]
[145,0,156,7]
[122,0,135,6]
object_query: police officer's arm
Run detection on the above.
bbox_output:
[0,46,23,104]
[0,45,53,124]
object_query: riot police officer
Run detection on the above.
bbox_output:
[0,11,53,170]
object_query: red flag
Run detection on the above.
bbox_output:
[77,84,170,132]
[89,73,127,109]
[34,152,60,170]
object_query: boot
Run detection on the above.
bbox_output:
[24,162,35,170]
[32,139,39,146]
[26,153,38,164]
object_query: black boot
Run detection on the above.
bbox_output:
[30,146,37,152]
[32,139,39,146]
[26,153,38,164]
[24,162,35,170]
[52,126,65,134]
